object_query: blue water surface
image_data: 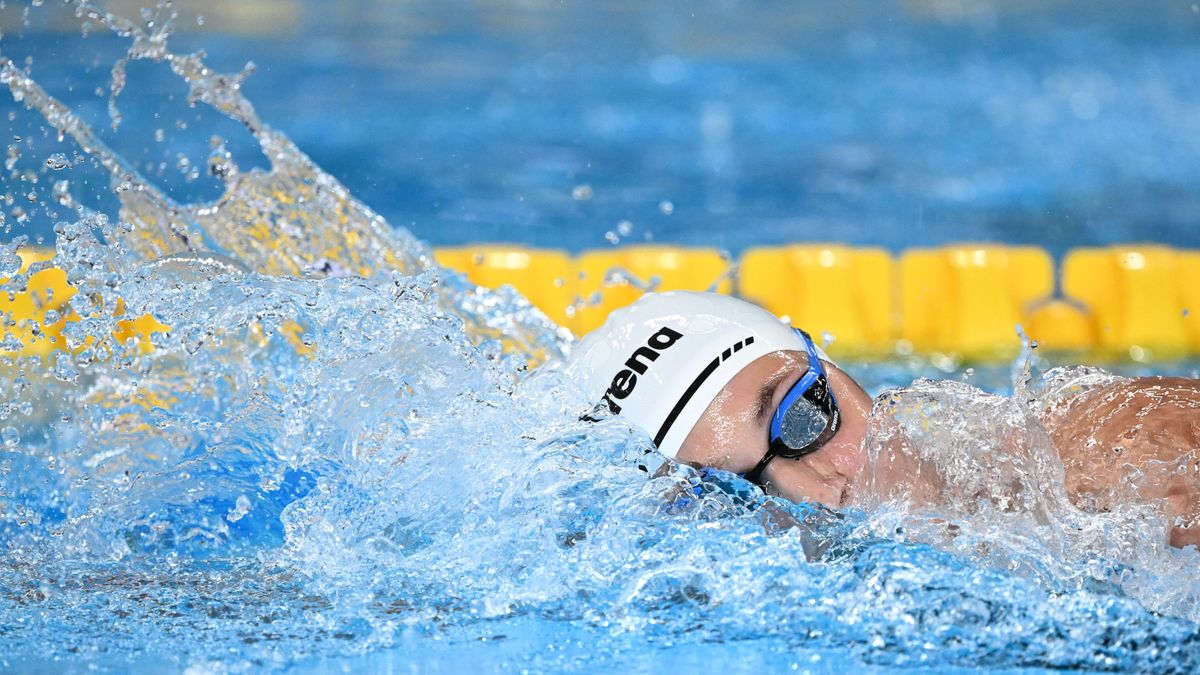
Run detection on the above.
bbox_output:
[5,0,1200,255]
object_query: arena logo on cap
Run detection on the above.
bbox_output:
[600,326,683,414]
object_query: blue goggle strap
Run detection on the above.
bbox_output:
[768,329,828,442]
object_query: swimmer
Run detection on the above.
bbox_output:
[565,291,1200,549]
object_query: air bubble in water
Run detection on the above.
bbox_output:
[1,427,18,448]
[617,220,633,236]
[658,200,674,215]
[571,184,593,200]
[604,231,620,245]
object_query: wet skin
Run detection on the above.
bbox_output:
[676,351,1200,549]
[675,350,873,508]
[1038,376,1200,549]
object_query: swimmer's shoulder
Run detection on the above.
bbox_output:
[1080,375,1200,413]
[1046,375,1200,472]
[1035,368,1198,423]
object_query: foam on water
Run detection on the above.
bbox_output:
[2,2,1199,672]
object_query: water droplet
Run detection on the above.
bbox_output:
[604,231,620,245]
[227,494,251,523]
[616,220,633,236]
[1,426,18,448]
[44,153,69,170]
[658,200,674,215]
[571,184,593,201]
[52,179,75,208]
[0,252,21,277]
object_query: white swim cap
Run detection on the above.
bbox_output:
[566,291,828,458]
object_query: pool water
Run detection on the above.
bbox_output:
[5,0,1200,255]
[2,2,1200,673]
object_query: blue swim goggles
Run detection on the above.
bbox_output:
[743,329,841,486]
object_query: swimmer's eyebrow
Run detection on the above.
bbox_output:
[754,369,792,425]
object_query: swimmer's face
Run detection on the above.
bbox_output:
[675,350,872,509]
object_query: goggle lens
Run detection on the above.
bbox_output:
[743,330,841,486]
[778,386,833,451]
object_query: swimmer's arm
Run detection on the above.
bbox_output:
[1045,377,1200,548]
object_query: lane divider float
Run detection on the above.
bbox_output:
[4,243,1197,362]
